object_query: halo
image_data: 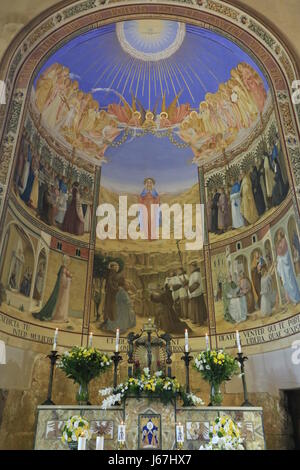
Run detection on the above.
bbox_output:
[116,20,185,62]
[144,177,155,185]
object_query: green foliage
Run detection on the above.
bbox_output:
[194,350,239,385]
[93,252,124,280]
[58,346,112,385]
[100,369,203,408]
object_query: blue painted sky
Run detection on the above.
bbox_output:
[34,20,269,194]
[35,21,269,112]
[102,133,197,194]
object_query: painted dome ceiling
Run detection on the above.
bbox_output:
[31,19,270,167]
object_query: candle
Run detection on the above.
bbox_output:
[184,329,189,353]
[88,332,93,348]
[205,333,209,351]
[78,435,87,450]
[96,435,104,450]
[118,421,126,443]
[176,423,184,443]
[53,328,58,351]
[236,330,242,353]
[115,328,120,352]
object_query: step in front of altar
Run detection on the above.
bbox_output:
[34,400,266,450]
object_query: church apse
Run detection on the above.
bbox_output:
[0,14,299,354]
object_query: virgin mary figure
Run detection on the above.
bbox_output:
[32,255,72,322]
[139,178,161,240]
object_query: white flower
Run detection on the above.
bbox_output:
[99,387,113,396]
[155,371,163,377]
[143,367,150,376]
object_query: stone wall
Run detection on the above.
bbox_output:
[0,349,295,450]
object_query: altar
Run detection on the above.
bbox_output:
[34,400,266,450]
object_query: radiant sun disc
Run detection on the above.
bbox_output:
[116,19,185,61]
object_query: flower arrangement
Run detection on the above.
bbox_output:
[200,415,244,450]
[58,346,112,404]
[99,368,204,408]
[193,350,239,405]
[61,415,92,450]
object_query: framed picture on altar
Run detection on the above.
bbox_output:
[138,414,161,449]
[186,421,210,441]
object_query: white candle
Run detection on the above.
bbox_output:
[96,435,104,450]
[115,328,120,352]
[118,422,126,443]
[205,333,210,351]
[176,423,184,443]
[236,330,242,353]
[53,328,58,351]
[184,329,189,353]
[78,436,87,450]
[88,332,93,348]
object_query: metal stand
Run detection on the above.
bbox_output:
[236,352,253,407]
[42,350,60,405]
[158,332,173,377]
[181,351,193,394]
[111,351,122,389]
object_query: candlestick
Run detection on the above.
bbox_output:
[236,330,242,353]
[181,350,193,394]
[53,328,58,351]
[184,329,189,353]
[205,333,209,351]
[78,435,87,450]
[235,352,253,407]
[115,328,120,352]
[42,349,60,405]
[96,435,104,450]
[88,332,93,348]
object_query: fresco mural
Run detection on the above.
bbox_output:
[0,16,299,350]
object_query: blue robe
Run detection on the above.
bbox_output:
[230,182,244,228]
[277,248,300,304]
[21,146,34,204]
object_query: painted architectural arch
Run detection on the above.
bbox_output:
[0,0,300,355]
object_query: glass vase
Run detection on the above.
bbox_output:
[76,381,89,405]
[209,381,223,406]
[68,441,78,450]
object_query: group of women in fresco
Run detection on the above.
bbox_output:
[221,229,300,325]
[14,137,92,236]
[207,135,289,235]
